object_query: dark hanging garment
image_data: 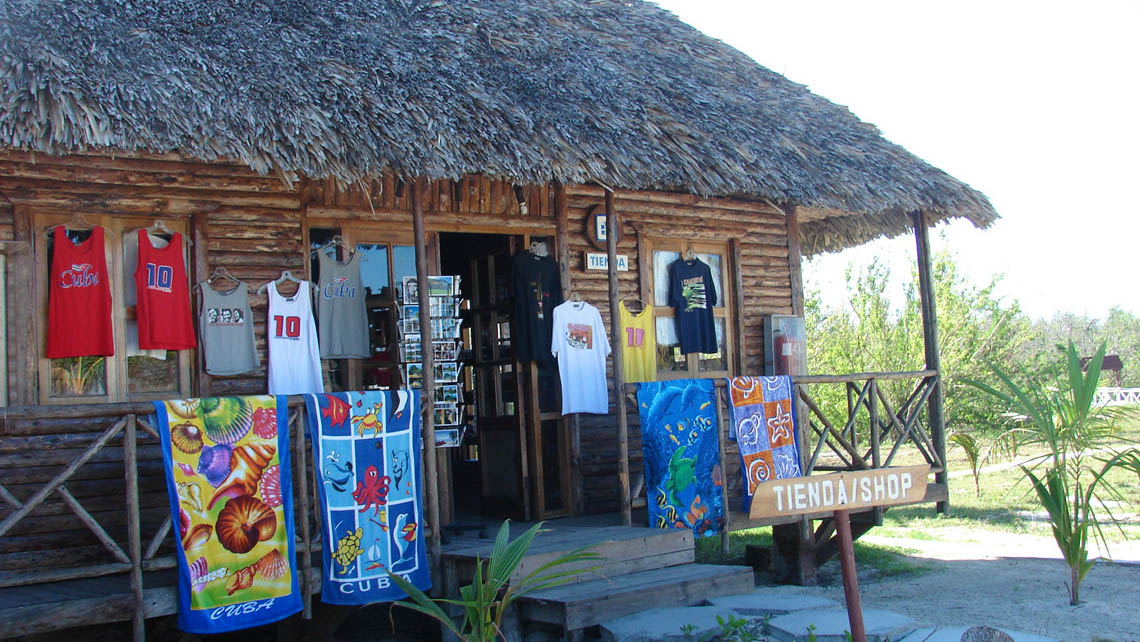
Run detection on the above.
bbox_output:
[511,251,563,365]
[668,257,718,354]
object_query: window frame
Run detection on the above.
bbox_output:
[304,219,416,392]
[34,212,193,404]
[645,237,736,380]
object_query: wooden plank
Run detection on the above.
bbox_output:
[520,564,754,630]
[913,211,948,515]
[605,190,631,527]
[729,238,746,374]
[124,415,145,642]
[411,176,442,590]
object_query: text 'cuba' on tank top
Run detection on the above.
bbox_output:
[316,251,369,359]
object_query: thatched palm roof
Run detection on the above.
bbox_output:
[0,0,996,254]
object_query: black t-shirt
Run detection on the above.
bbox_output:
[668,258,717,354]
[511,251,563,365]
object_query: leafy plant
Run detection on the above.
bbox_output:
[949,431,985,496]
[967,341,1140,604]
[387,520,601,641]
[711,613,757,642]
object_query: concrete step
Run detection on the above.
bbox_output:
[519,563,754,632]
[599,605,745,642]
[767,607,917,642]
[706,589,840,616]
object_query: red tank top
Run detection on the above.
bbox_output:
[46,226,115,358]
[134,230,196,350]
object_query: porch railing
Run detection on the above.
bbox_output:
[0,400,320,641]
[1094,387,1140,407]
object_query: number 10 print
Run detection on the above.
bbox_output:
[273,315,301,338]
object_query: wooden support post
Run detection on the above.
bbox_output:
[773,206,816,584]
[834,509,867,642]
[124,415,145,642]
[292,409,312,618]
[554,182,571,298]
[413,176,443,586]
[191,211,211,397]
[9,206,34,404]
[912,211,949,515]
[606,189,631,527]
[716,389,731,556]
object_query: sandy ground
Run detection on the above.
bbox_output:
[773,529,1140,642]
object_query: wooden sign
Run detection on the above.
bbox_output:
[583,204,623,251]
[584,252,628,271]
[749,465,929,520]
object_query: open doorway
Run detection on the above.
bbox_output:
[439,232,572,523]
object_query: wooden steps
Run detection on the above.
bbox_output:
[443,521,754,638]
[520,563,755,631]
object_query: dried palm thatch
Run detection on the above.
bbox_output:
[0,0,996,254]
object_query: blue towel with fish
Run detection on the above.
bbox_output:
[636,379,725,538]
[304,391,431,604]
[154,396,302,634]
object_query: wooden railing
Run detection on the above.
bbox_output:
[0,400,320,641]
[1094,387,1140,407]
[627,370,947,535]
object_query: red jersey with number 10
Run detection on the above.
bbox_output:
[134,230,196,350]
[47,226,114,358]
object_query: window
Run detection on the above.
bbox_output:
[648,238,734,379]
[35,213,192,404]
[306,223,415,392]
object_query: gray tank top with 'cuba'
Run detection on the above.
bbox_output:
[198,281,259,375]
[317,251,369,358]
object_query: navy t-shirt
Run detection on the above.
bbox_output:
[668,258,717,354]
[511,251,563,365]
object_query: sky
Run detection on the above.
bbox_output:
[653,0,1140,320]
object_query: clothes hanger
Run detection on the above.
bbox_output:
[194,267,247,292]
[568,291,583,302]
[257,270,311,295]
[45,212,95,238]
[623,296,647,313]
[145,219,193,246]
[310,234,357,260]
[683,248,697,261]
[528,240,549,257]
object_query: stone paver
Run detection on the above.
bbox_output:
[706,590,840,617]
[599,605,743,642]
[899,626,1058,642]
[767,607,916,642]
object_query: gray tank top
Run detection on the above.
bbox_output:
[317,251,369,358]
[198,281,259,375]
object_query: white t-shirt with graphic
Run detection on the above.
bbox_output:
[550,300,612,415]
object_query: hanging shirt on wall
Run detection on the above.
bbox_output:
[135,229,197,350]
[267,281,323,395]
[122,230,168,359]
[668,257,717,355]
[619,300,656,383]
[511,251,563,365]
[316,251,369,359]
[198,281,259,376]
[46,226,115,358]
[550,300,611,415]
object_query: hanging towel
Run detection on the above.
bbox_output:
[154,396,301,634]
[726,376,803,511]
[636,379,725,538]
[305,391,431,604]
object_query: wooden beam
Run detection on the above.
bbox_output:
[292,409,312,618]
[784,205,804,317]
[912,211,948,515]
[412,176,442,587]
[729,238,746,375]
[553,182,571,298]
[9,206,33,404]
[191,211,211,397]
[123,415,145,642]
[606,190,631,527]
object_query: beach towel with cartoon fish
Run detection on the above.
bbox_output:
[726,376,803,511]
[154,396,301,633]
[636,379,725,538]
[305,391,430,604]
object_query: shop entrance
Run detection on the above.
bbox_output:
[439,232,572,522]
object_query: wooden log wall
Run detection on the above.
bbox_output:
[0,149,799,572]
[562,185,794,514]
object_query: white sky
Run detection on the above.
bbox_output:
[653,0,1140,320]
